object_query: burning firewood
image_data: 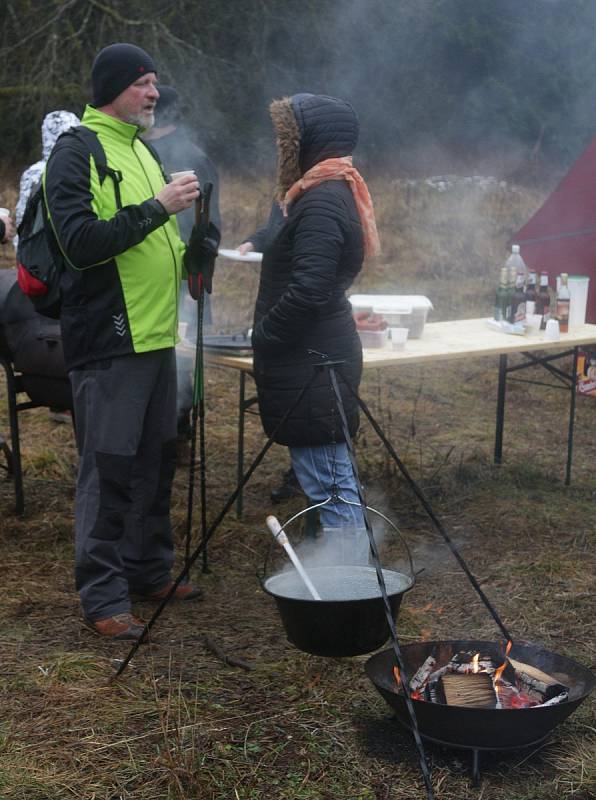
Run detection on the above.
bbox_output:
[409,655,437,692]
[391,646,571,711]
[508,657,568,701]
[439,672,497,709]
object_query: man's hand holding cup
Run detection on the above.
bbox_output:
[155,171,199,215]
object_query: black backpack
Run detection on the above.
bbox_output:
[16,126,123,319]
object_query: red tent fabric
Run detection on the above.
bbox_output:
[513,137,596,323]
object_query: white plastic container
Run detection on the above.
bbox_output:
[358,328,388,349]
[568,275,590,328]
[350,295,433,338]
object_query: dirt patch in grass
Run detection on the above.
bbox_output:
[0,175,594,799]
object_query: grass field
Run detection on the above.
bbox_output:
[0,173,594,799]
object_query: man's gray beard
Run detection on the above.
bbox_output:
[126,111,155,129]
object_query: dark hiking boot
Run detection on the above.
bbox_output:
[135,582,203,602]
[84,612,148,641]
[270,467,304,504]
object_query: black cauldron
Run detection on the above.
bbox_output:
[365,639,596,750]
[263,564,414,658]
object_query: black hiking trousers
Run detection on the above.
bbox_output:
[69,348,177,621]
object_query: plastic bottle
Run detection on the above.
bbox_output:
[505,245,528,289]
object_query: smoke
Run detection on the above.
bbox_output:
[165,0,596,175]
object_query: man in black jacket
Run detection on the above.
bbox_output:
[44,43,213,640]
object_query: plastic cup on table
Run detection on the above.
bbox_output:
[390,327,409,350]
[544,319,560,341]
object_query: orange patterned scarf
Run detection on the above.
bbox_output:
[282,156,381,258]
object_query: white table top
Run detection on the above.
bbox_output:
[202,318,596,372]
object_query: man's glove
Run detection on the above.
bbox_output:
[184,223,218,296]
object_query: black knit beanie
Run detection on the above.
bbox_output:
[92,43,156,107]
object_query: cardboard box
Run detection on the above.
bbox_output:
[577,350,596,397]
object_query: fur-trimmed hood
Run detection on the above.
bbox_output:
[270,93,359,200]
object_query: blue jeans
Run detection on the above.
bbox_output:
[289,443,369,564]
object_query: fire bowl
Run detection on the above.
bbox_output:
[364,639,595,750]
[263,565,414,657]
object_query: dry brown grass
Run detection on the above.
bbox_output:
[0,173,594,799]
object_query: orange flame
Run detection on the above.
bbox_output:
[494,640,513,686]
[472,653,479,673]
[393,666,401,688]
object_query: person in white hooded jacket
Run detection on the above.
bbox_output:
[13,110,80,246]
[13,110,81,423]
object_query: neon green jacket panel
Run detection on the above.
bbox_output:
[81,105,185,353]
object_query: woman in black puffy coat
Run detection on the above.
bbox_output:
[252,93,380,562]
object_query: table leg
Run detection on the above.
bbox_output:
[236,371,246,518]
[494,354,508,465]
[565,347,579,486]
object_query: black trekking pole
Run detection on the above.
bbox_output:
[323,362,435,800]
[185,183,213,575]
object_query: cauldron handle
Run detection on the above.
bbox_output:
[258,499,416,584]
[257,497,333,585]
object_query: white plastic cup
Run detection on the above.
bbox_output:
[544,319,560,341]
[568,275,590,329]
[170,170,196,181]
[390,327,409,350]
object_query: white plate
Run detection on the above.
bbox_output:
[218,248,263,263]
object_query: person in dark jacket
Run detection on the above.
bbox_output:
[44,43,216,640]
[237,202,304,503]
[252,93,381,563]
